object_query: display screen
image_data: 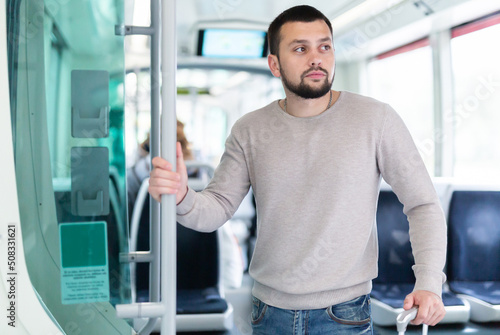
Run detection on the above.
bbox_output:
[197,29,268,58]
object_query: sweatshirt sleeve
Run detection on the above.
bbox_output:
[176,123,251,232]
[377,105,447,297]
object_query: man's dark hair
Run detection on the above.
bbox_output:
[268,5,333,57]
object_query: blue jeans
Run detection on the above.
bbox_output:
[251,294,373,335]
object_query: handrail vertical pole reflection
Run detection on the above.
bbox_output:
[160,0,177,334]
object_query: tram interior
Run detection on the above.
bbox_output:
[1,0,500,334]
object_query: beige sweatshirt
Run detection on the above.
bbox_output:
[177,91,447,309]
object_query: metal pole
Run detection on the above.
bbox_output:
[160,0,177,333]
[149,0,161,309]
[113,1,173,332]
[137,0,161,333]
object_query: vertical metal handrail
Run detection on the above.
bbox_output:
[139,0,162,333]
[115,0,176,334]
[160,0,177,332]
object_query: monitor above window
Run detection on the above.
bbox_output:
[197,29,268,58]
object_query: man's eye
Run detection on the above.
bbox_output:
[295,47,305,52]
[321,45,331,51]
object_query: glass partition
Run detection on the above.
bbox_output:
[8,0,133,333]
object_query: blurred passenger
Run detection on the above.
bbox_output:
[127,120,193,207]
[127,120,244,290]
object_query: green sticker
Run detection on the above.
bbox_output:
[59,222,110,305]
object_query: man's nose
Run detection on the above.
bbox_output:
[309,50,322,67]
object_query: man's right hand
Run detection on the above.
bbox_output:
[149,142,188,204]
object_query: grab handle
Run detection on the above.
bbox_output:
[397,307,429,335]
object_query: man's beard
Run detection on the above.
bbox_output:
[280,64,334,99]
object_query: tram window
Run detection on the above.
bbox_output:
[367,40,435,176]
[451,16,500,180]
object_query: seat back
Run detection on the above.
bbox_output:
[177,224,219,290]
[133,197,219,292]
[447,190,500,282]
[130,162,221,297]
[375,190,415,284]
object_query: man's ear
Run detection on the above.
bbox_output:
[268,54,281,78]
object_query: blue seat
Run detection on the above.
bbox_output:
[449,282,500,305]
[447,190,500,322]
[371,284,465,309]
[129,164,234,331]
[371,189,470,326]
[135,213,228,315]
[176,223,228,315]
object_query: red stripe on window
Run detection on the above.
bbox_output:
[452,13,500,38]
[375,38,430,60]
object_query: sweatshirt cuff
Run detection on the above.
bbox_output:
[176,187,196,216]
[412,266,447,298]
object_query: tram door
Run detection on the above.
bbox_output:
[6,0,134,333]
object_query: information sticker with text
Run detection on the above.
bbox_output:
[59,222,109,304]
